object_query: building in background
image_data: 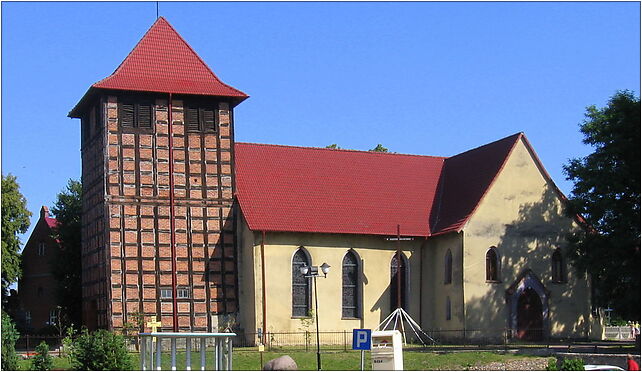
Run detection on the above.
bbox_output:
[17,206,61,332]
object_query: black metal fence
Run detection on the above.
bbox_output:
[230,327,591,350]
[15,335,64,355]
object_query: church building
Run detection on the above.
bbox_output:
[69,17,598,342]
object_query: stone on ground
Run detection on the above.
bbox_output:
[263,355,298,370]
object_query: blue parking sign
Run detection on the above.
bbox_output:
[352,329,371,350]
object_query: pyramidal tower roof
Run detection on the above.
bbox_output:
[70,17,247,116]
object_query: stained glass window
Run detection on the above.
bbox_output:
[292,248,311,317]
[342,251,359,318]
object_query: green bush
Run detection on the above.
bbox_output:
[546,358,558,370]
[1,312,20,371]
[31,341,53,370]
[67,329,132,370]
[559,358,585,371]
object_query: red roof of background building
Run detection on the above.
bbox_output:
[70,17,247,117]
[235,143,446,237]
[235,133,529,237]
[44,215,59,230]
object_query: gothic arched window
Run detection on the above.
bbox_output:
[390,252,408,312]
[552,248,565,283]
[486,247,500,282]
[342,250,360,318]
[444,249,453,284]
[292,248,311,317]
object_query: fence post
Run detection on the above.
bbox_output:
[344,330,347,352]
[305,331,309,352]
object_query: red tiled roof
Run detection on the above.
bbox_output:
[44,215,59,230]
[235,143,446,237]
[235,133,528,237]
[430,133,522,235]
[94,17,247,98]
[70,17,247,117]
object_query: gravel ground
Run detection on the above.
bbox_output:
[467,357,551,370]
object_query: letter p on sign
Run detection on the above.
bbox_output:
[352,329,372,350]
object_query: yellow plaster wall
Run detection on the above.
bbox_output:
[462,138,591,339]
[421,233,466,340]
[240,231,423,334]
[236,212,260,338]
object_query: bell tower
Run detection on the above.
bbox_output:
[69,17,248,331]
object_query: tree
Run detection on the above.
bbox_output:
[563,90,640,319]
[326,144,342,149]
[50,179,83,329]
[369,144,389,152]
[1,174,31,303]
[1,311,20,370]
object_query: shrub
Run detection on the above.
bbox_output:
[31,341,53,370]
[1,311,20,371]
[546,358,558,370]
[67,329,132,370]
[559,358,585,371]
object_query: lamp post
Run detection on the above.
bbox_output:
[300,262,331,371]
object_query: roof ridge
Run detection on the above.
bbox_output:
[236,142,448,159]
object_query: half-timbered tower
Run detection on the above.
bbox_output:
[69,17,247,331]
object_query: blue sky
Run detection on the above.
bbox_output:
[2,2,640,242]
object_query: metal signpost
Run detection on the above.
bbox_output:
[352,329,372,371]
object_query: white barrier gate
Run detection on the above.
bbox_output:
[139,332,236,371]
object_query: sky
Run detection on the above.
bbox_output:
[1,1,640,243]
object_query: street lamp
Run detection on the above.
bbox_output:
[300,262,331,370]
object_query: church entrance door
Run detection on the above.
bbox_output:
[516,288,543,341]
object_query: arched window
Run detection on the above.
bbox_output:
[446,296,452,320]
[444,249,452,284]
[552,248,565,283]
[390,252,408,312]
[292,248,311,317]
[486,247,500,282]
[342,250,360,318]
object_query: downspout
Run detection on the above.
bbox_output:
[260,230,267,344]
[419,236,427,327]
[168,93,179,331]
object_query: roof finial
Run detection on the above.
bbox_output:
[156,2,159,19]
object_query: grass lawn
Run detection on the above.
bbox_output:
[17,349,539,370]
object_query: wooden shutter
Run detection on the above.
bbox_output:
[119,103,135,128]
[185,105,200,132]
[202,107,216,131]
[137,103,152,128]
